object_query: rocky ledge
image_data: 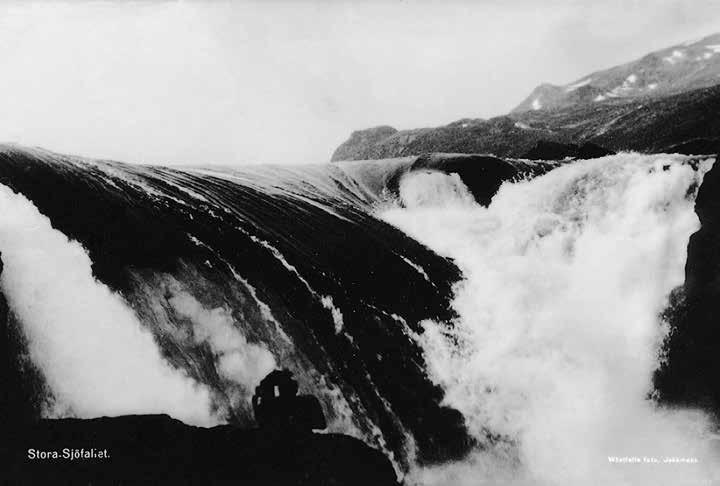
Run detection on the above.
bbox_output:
[2,415,399,485]
[0,261,398,486]
[655,153,720,415]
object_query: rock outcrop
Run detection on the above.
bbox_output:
[655,155,720,414]
[5,415,399,485]
[520,141,615,161]
[0,254,398,485]
[0,144,473,467]
[332,125,399,162]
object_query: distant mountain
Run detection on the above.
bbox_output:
[332,85,720,161]
[513,33,720,113]
[332,33,720,162]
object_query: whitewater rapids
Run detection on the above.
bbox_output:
[0,145,718,484]
[381,153,720,484]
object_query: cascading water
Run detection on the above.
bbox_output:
[0,183,217,425]
[0,145,477,471]
[381,153,720,484]
[1,144,719,484]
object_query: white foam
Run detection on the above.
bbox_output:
[381,154,719,484]
[321,295,345,333]
[168,291,276,394]
[531,98,542,110]
[0,184,217,425]
[222,259,291,342]
[401,256,432,283]
[248,233,346,334]
[398,171,475,209]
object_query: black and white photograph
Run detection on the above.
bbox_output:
[1,1,720,484]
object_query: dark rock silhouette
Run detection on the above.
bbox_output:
[1,367,398,485]
[252,369,326,433]
[0,253,47,431]
[0,144,473,466]
[332,125,399,161]
[4,414,399,485]
[663,137,720,156]
[0,256,398,484]
[655,154,720,414]
[520,141,615,161]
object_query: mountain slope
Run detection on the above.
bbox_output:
[332,84,720,161]
[513,33,720,112]
[332,33,720,162]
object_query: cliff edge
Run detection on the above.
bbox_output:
[0,254,398,485]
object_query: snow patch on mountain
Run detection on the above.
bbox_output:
[606,74,641,98]
[664,49,686,64]
[512,32,720,113]
[565,77,592,92]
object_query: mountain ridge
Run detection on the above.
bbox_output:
[332,33,720,162]
[513,32,720,113]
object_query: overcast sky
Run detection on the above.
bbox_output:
[0,0,719,165]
